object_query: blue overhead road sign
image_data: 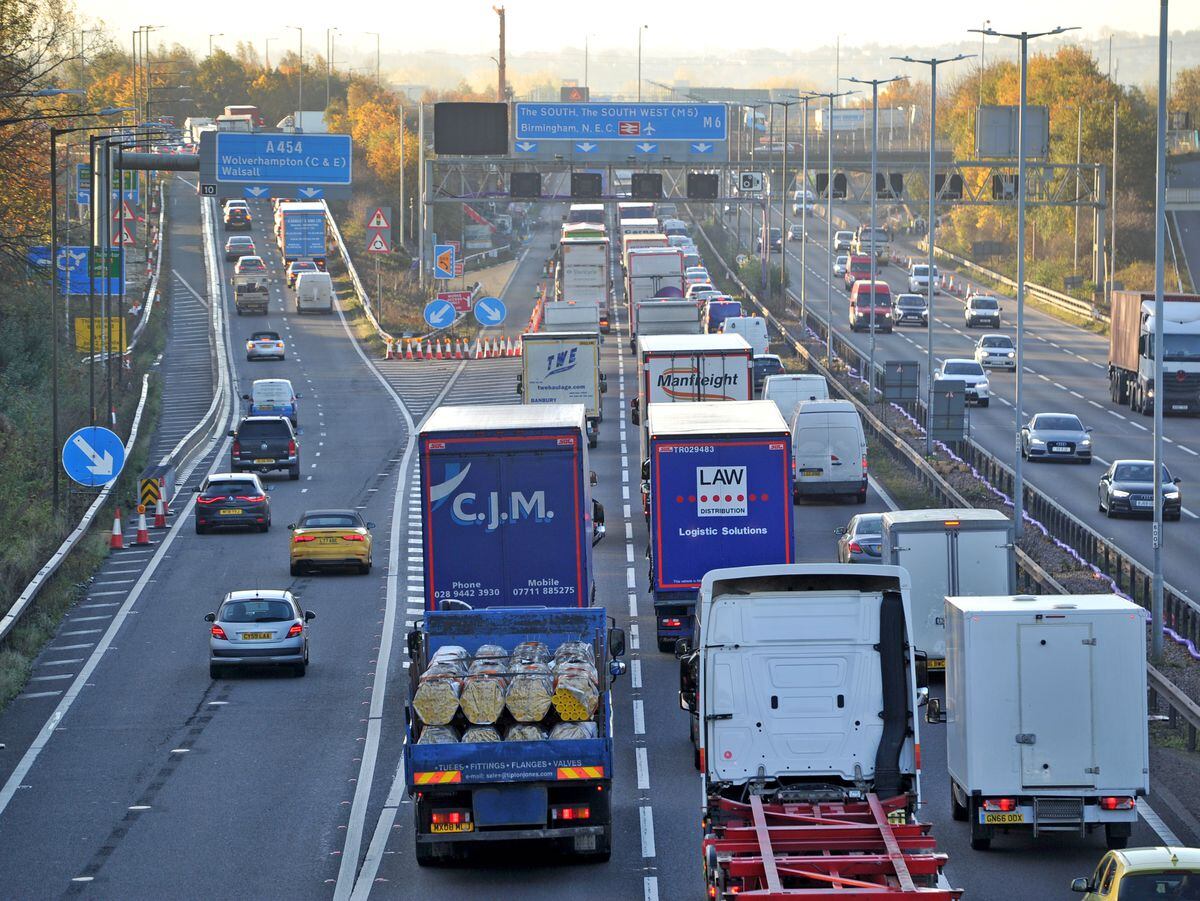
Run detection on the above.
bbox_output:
[423,298,456,329]
[62,426,125,488]
[514,102,727,142]
[473,296,507,327]
[213,133,352,185]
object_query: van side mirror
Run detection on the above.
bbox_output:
[641,459,651,482]
[630,398,640,426]
[305,610,316,622]
[674,639,691,659]
[1071,878,1091,894]
[241,393,250,400]
[608,627,626,658]
[515,378,522,395]
[925,697,945,725]
[914,650,929,691]
[204,612,216,622]
[406,628,422,661]
[192,485,202,493]
[590,470,598,487]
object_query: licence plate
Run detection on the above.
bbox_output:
[1050,446,1069,453]
[983,812,1025,825]
[219,509,244,515]
[430,822,474,834]
[1134,500,1153,508]
[801,468,823,477]
[319,537,339,544]
[1173,404,1189,411]
[241,632,272,640]
[253,458,274,464]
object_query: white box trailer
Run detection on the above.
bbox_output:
[880,508,1013,668]
[542,299,601,337]
[519,331,605,447]
[632,299,701,349]
[625,247,684,319]
[938,593,1148,852]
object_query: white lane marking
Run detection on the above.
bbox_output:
[631,658,642,689]
[1140,800,1181,845]
[629,623,640,651]
[1131,422,1148,432]
[626,543,634,563]
[629,592,639,617]
[627,567,636,589]
[639,806,656,858]
[29,674,74,682]
[1107,410,1126,420]
[636,746,650,790]
[1088,400,1104,408]
[1070,390,1084,398]
[1181,445,1199,456]
[18,690,63,700]
[633,699,645,735]
[1184,508,1200,520]
[37,658,84,667]
[50,643,93,651]
[1052,382,1067,390]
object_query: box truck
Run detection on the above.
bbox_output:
[631,299,702,349]
[518,331,606,447]
[275,201,327,267]
[559,236,611,333]
[880,508,1013,668]
[1108,290,1200,415]
[624,246,683,321]
[931,593,1148,851]
[404,607,624,864]
[680,564,956,897]
[541,300,601,337]
[419,405,605,610]
[645,401,793,650]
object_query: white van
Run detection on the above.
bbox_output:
[295,271,334,314]
[790,399,867,503]
[762,373,829,421]
[720,316,769,355]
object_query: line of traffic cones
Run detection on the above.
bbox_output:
[393,335,524,362]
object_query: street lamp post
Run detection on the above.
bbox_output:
[637,25,648,102]
[768,100,798,306]
[326,27,339,108]
[208,33,222,57]
[893,53,973,455]
[364,32,381,84]
[845,75,907,403]
[1152,0,1169,663]
[972,24,1078,539]
[287,25,304,114]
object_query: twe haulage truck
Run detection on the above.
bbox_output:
[931,593,1148,852]
[880,508,1013,670]
[646,401,794,651]
[1108,290,1200,415]
[419,404,605,610]
[518,331,606,447]
[683,564,960,899]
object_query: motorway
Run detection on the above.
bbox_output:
[0,186,1192,900]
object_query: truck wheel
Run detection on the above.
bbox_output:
[950,781,968,821]
[657,638,674,653]
[1105,825,1130,850]
[414,839,441,867]
[969,799,992,851]
[289,466,300,481]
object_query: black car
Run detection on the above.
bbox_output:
[752,354,785,396]
[229,416,300,479]
[224,206,251,231]
[1098,459,1182,520]
[193,473,271,533]
[756,227,783,253]
[892,293,929,326]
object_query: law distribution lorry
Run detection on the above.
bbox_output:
[518,331,606,447]
[683,564,960,899]
[404,606,625,864]
[558,236,611,333]
[1107,290,1200,415]
[419,404,605,610]
[632,334,753,468]
[645,401,794,650]
[879,508,1013,669]
[274,201,327,268]
[933,593,1148,852]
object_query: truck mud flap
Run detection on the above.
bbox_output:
[873,589,908,800]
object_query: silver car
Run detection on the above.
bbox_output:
[833,255,848,277]
[1020,412,1093,463]
[936,359,990,406]
[835,513,883,563]
[246,330,286,361]
[974,334,1016,370]
[206,589,313,678]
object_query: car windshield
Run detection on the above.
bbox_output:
[1033,415,1082,431]
[238,419,289,438]
[1162,333,1200,361]
[755,358,784,374]
[971,297,999,310]
[220,599,295,623]
[768,229,781,240]
[981,336,1012,347]
[852,515,883,536]
[836,256,848,265]
[912,265,937,277]
[1117,872,1200,900]
[203,480,258,498]
[228,237,252,246]
[291,261,316,271]
[302,513,361,528]
[1114,463,1171,482]
[944,362,984,376]
[250,332,280,341]
[897,296,925,307]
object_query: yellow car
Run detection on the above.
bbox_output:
[1072,846,1200,899]
[288,509,375,576]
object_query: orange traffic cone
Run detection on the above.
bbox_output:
[424,341,433,360]
[405,340,415,360]
[473,338,482,359]
[433,340,443,360]
[154,496,166,528]
[515,336,523,357]
[505,336,515,357]
[454,339,464,360]
[109,507,124,550]
[384,338,394,360]
[413,341,423,360]
[135,505,151,545]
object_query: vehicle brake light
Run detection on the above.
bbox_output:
[288,440,296,455]
[211,624,228,640]
[276,343,284,349]
[662,617,682,628]
[341,534,365,541]
[294,535,317,543]
[982,798,1017,812]
[848,542,863,554]
[245,341,254,350]
[286,623,303,638]
[196,495,225,505]
[1100,796,1134,810]
[232,441,241,456]
[550,805,591,821]
[943,520,961,528]
[862,454,868,472]
[430,810,471,825]
[235,495,265,503]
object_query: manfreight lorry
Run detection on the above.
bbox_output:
[558,236,611,333]
[681,564,958,899]
[404,606,625,865]
[275,201,328,268]
[645,401,794,650]
[542,300,601,337]
[931,593,1148,852]
[1107,290,1200,415]
[632,334,753,468]
[518,331,606,447]
[880,508,1013,669]
[231,273,269,315]
[419,405,605,610]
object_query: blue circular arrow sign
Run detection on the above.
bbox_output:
[423,298,457,329]
[62,426,126,488]
[473,296,507,327]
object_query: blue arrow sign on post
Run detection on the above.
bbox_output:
[62,426,125,487]
[473,296,507,327]
[514,102,727,142]
[423,298,456,329]
[213,133,352,185]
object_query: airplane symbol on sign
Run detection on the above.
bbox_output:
[618,121,641,136]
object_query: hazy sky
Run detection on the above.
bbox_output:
[87,0,1200,59]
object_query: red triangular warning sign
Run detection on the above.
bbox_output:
[366,230,391,253]
[110,222,136,246]
[367,207,390,229]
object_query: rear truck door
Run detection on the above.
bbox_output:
[952,528,1012,596]
[793,418,830,486]
[893,531,950,661]
[827,425,862,487]
[1018,622,1096,788]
